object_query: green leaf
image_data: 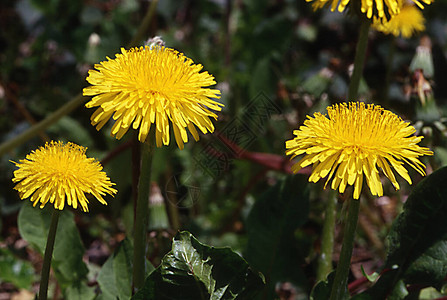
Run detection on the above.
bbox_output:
[96,255,118,299]
[361,265,379,283]
[65,281,96,300]
[18,202,88,285]
[132,231,265,300]
[0,248,35,289]
[356,166,447,298]
[244,175,310,299]
[97,238,133,300]
[249,57,275,100]
[388,280,408,300]
[96,237,154,300]
[310,271,348,300]
[301,71,332,97]
[113,237,133,299]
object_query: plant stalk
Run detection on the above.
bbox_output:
[329,17,370,300]
[383,37,396,106]
[127,0,159,48]
[133,137,154,291]
[39,209,60,300]
[329,198,360,300]
[0,94,84,157]
[347,18,371,101]
[316,190,337,282]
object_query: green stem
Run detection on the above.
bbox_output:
[329,198,360,300]
[39,209,60,300]
[133,137,154,291]
[0,94,84,157]
[127,0,159,48]
[316,190,337,282]
[328,18,370,300]
[347,18,371,101]
[383,37,396,106]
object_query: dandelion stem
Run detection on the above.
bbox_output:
[133,136,154,291]
[127,0,159,48]
[316,190,337,282]
[329,198,360,300]
[347,18,370,101]
[329,18,370,300]
[384,37,397,105]
[0,94,84,158]
[39,209,60,300]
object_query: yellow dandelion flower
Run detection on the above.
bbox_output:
[83,46,223,150]
[285,102,433,199]
[11,141,117,212]
[306,0,433,19]
[373,3,425,38]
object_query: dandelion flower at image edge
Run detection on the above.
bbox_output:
[285,102,433,199]
[306,0,433,19]
[372,4,425,38]
[83,45,224,150]
[11,141,117,212]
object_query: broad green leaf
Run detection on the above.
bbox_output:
[355,166,447,298]
[403,239,447,288]
[132,231,265,300]
[113,237,133,300]
[97,238,133,300]
[96,237,155,300]
[18,202,88,285]
[0,248,35,289]
[244,175,310,299]
[96,256,118,300]
[65,281,96,300]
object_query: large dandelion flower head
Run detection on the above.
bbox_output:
[372,2,425,38]
[306,0,433,20]
[83,45,224,150]
[285,102,433,199]
[11,141,117,212]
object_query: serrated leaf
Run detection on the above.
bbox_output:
[18,202,88,286]
[132,231,265,300]
[244,175,310,299]
[356,166,447,298]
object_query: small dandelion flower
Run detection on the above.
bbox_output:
[373,2,425,38]
[285,102,433,199]
[306,0,433,19]
[83,46,224,150]
[11,141,117,212]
